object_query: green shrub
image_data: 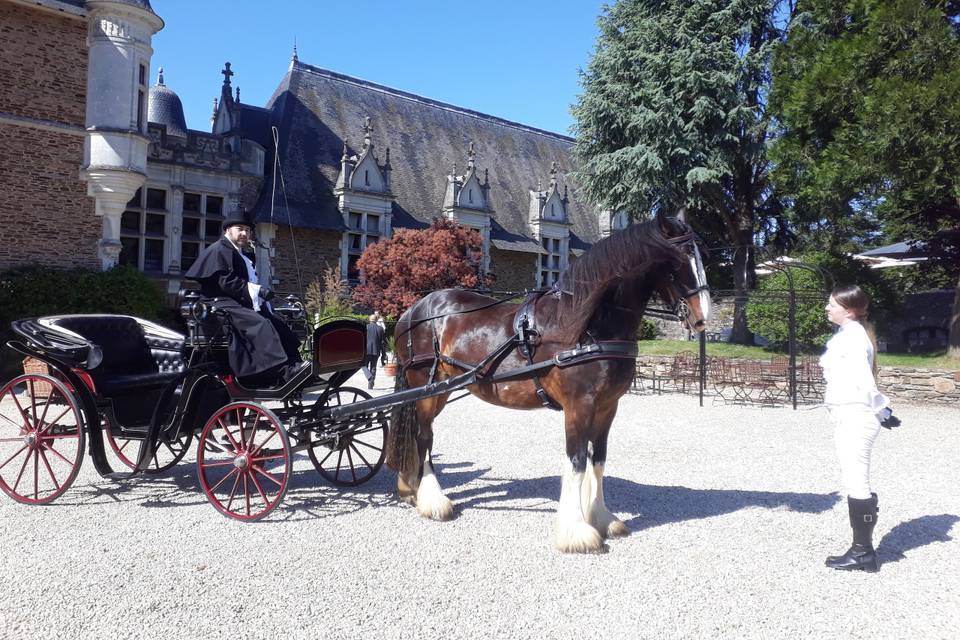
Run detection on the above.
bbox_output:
[0,265,165,329]
[0,265,166,377]
[638,318,659,340]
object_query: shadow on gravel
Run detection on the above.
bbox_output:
[439,465,841,526]
[878,514,959,564]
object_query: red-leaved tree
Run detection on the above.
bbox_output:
[351,218,489,318]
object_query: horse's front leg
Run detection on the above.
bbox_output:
[556,432,604,553]
[413,401,454,521]
[581,426,630,539]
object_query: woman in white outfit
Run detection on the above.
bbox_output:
[820,285,889,572]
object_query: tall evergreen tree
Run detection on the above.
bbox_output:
[572,0,790,344]
[770,0,960,357]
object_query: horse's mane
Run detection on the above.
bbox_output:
[559,219,686,342]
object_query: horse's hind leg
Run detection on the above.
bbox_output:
[556,425,604,553]
[582,424,630,539]
[413,397,454,521]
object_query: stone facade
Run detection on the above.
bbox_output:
[271,228,342,295]
[490,247,536,293]
[0,3,99,270]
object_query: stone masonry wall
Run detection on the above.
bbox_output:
[0,5,98,270]
[0,5,88,126]
[271,228,341,296]
[490,247,536,293]
[0,124,99,270]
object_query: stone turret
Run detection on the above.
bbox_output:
[81,0,164,269]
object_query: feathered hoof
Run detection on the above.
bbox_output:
[605,519,631,539]
[396,475,418,505]
[555,521,604,554]
[417,493,454,521]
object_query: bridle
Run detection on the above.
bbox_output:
[645,232,711,324]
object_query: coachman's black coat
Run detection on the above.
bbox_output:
[184,237,300,378]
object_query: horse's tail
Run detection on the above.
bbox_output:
[386,367,419,475]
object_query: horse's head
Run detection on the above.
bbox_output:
[653,210,711,333]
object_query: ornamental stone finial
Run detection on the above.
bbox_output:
[221,62,233,86]
[157,67,164,86]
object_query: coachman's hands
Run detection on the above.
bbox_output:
[259,288,275,302]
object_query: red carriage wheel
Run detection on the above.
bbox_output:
[0,374,86,504]
[309,386,387,487]
[103,417,192,474]
[196,402,291,521]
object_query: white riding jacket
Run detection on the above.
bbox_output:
[820,320,888,411]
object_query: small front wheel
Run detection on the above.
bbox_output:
[196,402,291,521]
[309,386,387,487]
[0,374,86,504]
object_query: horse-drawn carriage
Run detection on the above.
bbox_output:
[0,293,390,520]
[1,213,711,552]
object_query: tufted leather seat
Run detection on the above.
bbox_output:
[52,316,184,394]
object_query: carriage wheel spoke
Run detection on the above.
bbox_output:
[33,449,39,499]
[38,449,61,492]
[11,449,31,493]
[40,432,79,441]
[200,460,236,468]
[247,412,261,450]
[163,441,178,458]
[209,467,239,494]
[244,474,251,516]
[345,445,357,482]
[249,470,270,507]
[250,429,277,457]
[0,412,25,429]
[10,392,33,429]
[347,442,374,473]
[251,453,285,463]
[36,386,54,430]
[317,448,335,466]
[253,465,283,488]
[0,445,28,474]
[28,380,38,429]
[38,407,72,435]
[42,442,75,467]
[225,471,241,511]
[351,438,383,454]
[218,418,240,451]
[333,449,345,479]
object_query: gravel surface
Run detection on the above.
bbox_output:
[1,372,957,639]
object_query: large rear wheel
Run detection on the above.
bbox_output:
[196,402,291,521]
[0,374,86,504]
[309,386,387,487]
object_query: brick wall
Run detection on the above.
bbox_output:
[0,4,87,126]
[0,4,97,270]
[271,228,341,296]
[0,124,99,269]
[490,247,536,293]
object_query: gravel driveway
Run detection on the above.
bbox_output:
[1,372,957,639]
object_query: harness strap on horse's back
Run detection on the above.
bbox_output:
[513,290,561,411]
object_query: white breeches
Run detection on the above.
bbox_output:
[829,404,881,500]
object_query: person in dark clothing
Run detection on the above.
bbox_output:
[184,207,305,386]
[362,313,386,389]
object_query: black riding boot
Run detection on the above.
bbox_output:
[825,493,880,572]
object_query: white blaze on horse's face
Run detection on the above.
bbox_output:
[690,243,711,323]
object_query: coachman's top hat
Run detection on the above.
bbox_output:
[222,205,253,231]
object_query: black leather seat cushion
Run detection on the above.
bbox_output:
[53,316,182,393]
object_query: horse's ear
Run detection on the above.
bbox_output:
[655,209,673,236]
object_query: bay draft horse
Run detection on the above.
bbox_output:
[386,212,711,553]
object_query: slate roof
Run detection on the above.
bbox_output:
[148,75,187,139]
[858,240,928,258]
[252,61,600,251]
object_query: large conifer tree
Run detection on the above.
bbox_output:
[770,0,960,357]
[572,0,790,344]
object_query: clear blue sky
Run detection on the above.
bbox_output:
[151,0,608,137]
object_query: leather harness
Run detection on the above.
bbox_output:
[512,289,562,410]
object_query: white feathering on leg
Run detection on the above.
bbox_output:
[555,456,603,553]
[416,454,453,520]
[587,463,629,538]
